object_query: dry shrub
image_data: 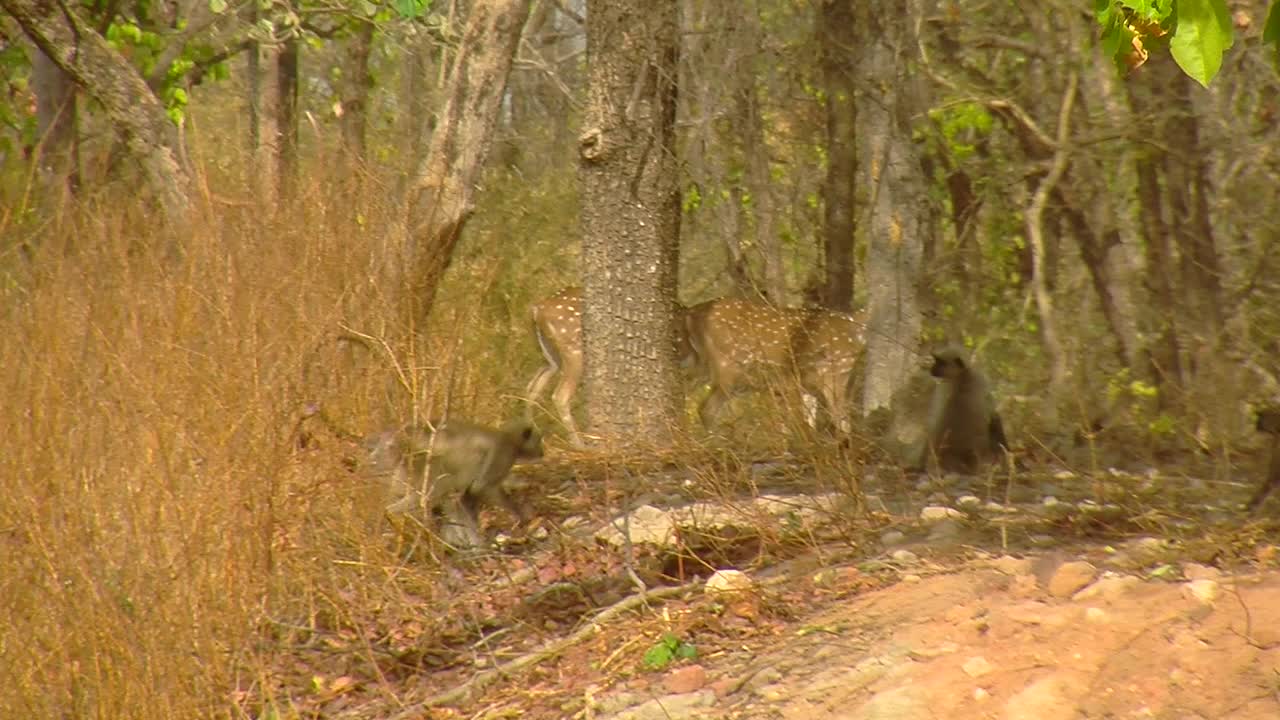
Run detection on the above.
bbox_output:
[0,170,543,717]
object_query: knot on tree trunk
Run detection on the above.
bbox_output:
[579,127,605,162]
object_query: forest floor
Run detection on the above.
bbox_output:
[269,444,1280,720]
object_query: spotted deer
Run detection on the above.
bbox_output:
[684,298,868,433]
[526,287,867,442]
[525,287,588,446]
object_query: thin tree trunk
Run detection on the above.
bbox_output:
[1134,155,1185,397]
[733,35,782,301]
[579,0,682,445]
[29,45,79,200]
[248,18,280,206]
[819,0,857,311]
[277,35,300,205]
[3,0,192,224]
[340,21,374,164]
[403,0,532,325]
[1024,73,1077,419]
[1076,54,1147,378]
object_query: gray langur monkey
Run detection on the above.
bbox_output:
[1246,409,1280,513]
[919,346,1009,474]
[362,419,544,547]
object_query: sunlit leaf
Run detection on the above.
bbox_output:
[1264,1,1280,68]
[1169,0,1234,86]
[393,0,431,19]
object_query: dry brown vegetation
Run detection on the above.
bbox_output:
[0,161,570,716]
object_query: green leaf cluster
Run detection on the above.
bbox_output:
[1094,0,1256,86]
[641,632,697,670]
[928,102,993,162]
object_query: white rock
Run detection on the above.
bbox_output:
[962,656,994,677]
[594,504,675,547]
[1182,579,1219,605]
[920,505,964,522]
[1181,563,1221,581]
[705,569,753,596]
[1083,607,1109,624]
[891,549,920,564]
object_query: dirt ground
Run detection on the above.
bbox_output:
[279,451,1280,720]
[330,540,1280,720]
[687,554,1280,720]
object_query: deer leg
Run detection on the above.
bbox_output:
[698,386,733,430]
[551,355,584,446]
[524,364,557,422]
[800,393,820,429]
[822,373,853,435]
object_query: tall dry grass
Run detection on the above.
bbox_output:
[0,169,564,717]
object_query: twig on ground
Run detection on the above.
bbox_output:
[388,580,701,717]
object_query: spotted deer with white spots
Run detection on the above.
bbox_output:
[525,287,589,446]
[685,298,868,434]
[525,288,867,443]
[523,288,697,445]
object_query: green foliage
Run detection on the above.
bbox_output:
[1169,0,1235,86]
[642,632,697,670]
[101,18,233,124]
[1105,369,1176,436]
[1095,0,1246,86]
[1266,3,1280,67]
[391,0,432,19]
[928,102,994,162]
[0,47,35,156]
[683,184,703,213]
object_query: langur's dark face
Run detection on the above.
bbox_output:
[515,425,545,461]
[930,353,967,380]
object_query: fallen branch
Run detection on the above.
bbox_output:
[388,581,701,716]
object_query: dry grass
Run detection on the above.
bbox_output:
[0,168,568,717]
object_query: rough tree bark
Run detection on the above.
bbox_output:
[2,0,192,223]
[856,0,928,419]
[403,0,532,325]
[247,20,280,206]
[579,0,682,445]
[29,45,79,199]
[819,0,857,311]
[339,21,374,164]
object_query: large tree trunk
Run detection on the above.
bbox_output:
[3,0,191,223]
[579,0,682,445]
[403,0,532,325]
[856,0,928,418]
[819,0,857,311]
